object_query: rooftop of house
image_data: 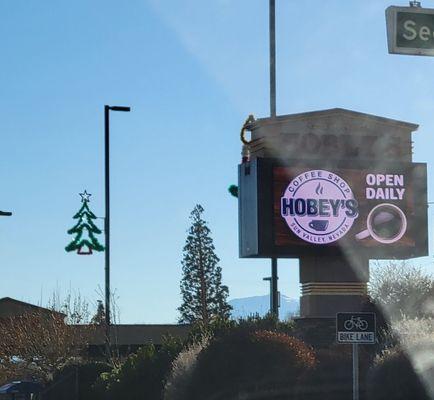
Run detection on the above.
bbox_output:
[0,297,190,347]
[0,297,66,319]
[73,324,191,346]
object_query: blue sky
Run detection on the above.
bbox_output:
[1,0,433,323]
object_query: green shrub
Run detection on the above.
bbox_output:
[46,361,111,400]
[367,347,429,400]
[296,345,372,400]
[185,329,315,400]
[187,314,295,344]
[163,335,211,400]
[96,337,182,400]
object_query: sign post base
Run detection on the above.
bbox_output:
[353,343,359,400]
[300,254,369,318]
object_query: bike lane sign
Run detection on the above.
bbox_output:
[336,313,376,344]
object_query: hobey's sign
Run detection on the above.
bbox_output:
[238,109,427,319]
[280,170,359,244]
[238,158,428,259]
[277,167,411,246]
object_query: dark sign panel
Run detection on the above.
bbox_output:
[336,313,376,344]
[275,164,422,248]
[239,159,428,259]
[386,6,434,56]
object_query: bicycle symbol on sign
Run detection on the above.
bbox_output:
[344,316,369,331]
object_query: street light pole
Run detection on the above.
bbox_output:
[104,105,131,345]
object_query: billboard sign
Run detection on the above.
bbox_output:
[386,6,434,56]
[337,313,376,344]
[274,163,427,255]
[238,159,428,259]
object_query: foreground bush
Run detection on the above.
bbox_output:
[0,313,94,384]
[391,316,434,348]
[184,329,315,400]
[43,361,111,400]
[163,336,211,400]
[187,314,295,344]
[95,338,182,400]
[369,262,434,320]
[367,347,429,400]
[93,316,296,400]
[296,345,372,400]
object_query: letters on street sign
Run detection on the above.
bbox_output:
[336,313,376,344]
[386,6,434,56]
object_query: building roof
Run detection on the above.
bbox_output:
[0,297,191,347]
[0,297,66,319]
[73,324,191,346]
[252,108,419,131]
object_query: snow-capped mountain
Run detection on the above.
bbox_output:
[229,294,299,320]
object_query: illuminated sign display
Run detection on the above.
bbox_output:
[274,164,424,252]
[238,158,428,259]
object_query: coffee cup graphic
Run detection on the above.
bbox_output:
[355,203,407,244]
[309,220,329,232]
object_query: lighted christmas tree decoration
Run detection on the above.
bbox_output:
[65,191,105,255]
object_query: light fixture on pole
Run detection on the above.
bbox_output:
[104,104,131,345]
[0,211,12,217]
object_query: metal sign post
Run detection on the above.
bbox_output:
[352,343,359,400]
[337,313,376,400]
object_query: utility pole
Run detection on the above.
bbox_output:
[270,0,276,118]
[269,0,279,318]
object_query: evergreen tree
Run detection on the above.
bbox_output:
[91,300,106,325]
[178,205,232,324]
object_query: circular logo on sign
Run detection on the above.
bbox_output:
[280,170,359,244]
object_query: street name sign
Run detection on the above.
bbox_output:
[386,6,434,56]
[336,313,376,344]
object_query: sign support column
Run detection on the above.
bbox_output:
[271,258,278,316]
[352,343,359,400]
[337,312,376,400]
